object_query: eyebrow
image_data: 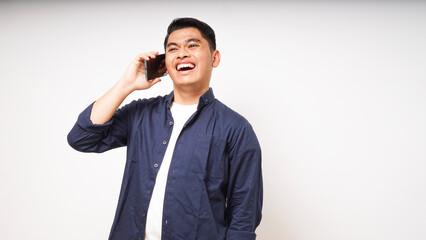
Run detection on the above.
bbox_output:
[166,38,201,48]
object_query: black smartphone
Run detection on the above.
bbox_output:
[144,54,167,81]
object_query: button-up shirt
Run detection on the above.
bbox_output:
[67,88,263,240]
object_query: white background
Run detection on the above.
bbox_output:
[1,1,426,239]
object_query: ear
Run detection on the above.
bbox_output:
[212,50,221,68]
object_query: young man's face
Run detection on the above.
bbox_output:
[165,27,220,92]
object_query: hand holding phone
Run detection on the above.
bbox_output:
[144,54,167,81]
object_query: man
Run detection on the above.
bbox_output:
[68,17,262,240]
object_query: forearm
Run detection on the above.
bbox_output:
[90,79,133,125]
[67,101,128,153]
[90,52,161,124]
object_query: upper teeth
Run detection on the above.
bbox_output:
[177,63,195,71]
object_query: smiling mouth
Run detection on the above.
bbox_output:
[176,62,196,71]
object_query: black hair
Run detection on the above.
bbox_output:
[164,17,216,51]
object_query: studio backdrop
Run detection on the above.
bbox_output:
[1,1,426,239]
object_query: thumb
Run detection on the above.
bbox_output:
[148,78,162,87]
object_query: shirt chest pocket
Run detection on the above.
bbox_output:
[191,134,228,180]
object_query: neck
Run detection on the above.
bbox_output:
[173,85,209,105]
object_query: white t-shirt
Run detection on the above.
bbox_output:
[144,102,197,240]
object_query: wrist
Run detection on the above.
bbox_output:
[116,78,135,96]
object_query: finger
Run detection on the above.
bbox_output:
[149,78,161,85]
[136,54,150,62]
[136,51,159,61]
[146,51,159,59]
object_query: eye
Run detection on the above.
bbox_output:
[168,47,178,52]
[189,44,198,48]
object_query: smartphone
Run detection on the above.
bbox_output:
[144,54,167,81]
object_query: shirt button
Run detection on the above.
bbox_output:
[147,189,152,194]
[162,140,167,145]
[154,163,159,168]
[141,212,146,217]
[169,121,174,126]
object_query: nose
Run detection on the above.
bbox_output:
[177,48,189,59]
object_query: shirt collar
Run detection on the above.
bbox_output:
[166,88,215,110]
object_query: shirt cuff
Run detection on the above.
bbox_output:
[226,229,257,240]
[76,102,113,134]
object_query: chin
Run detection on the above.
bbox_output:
[174,81,197,88]
[172,75,198,85]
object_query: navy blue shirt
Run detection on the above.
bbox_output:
[67,88,263,240]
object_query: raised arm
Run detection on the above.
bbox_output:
[90,51,162,124]
[67,52,162,152]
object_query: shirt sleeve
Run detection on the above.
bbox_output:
[67,101,133,153]
[226,122,263,240]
